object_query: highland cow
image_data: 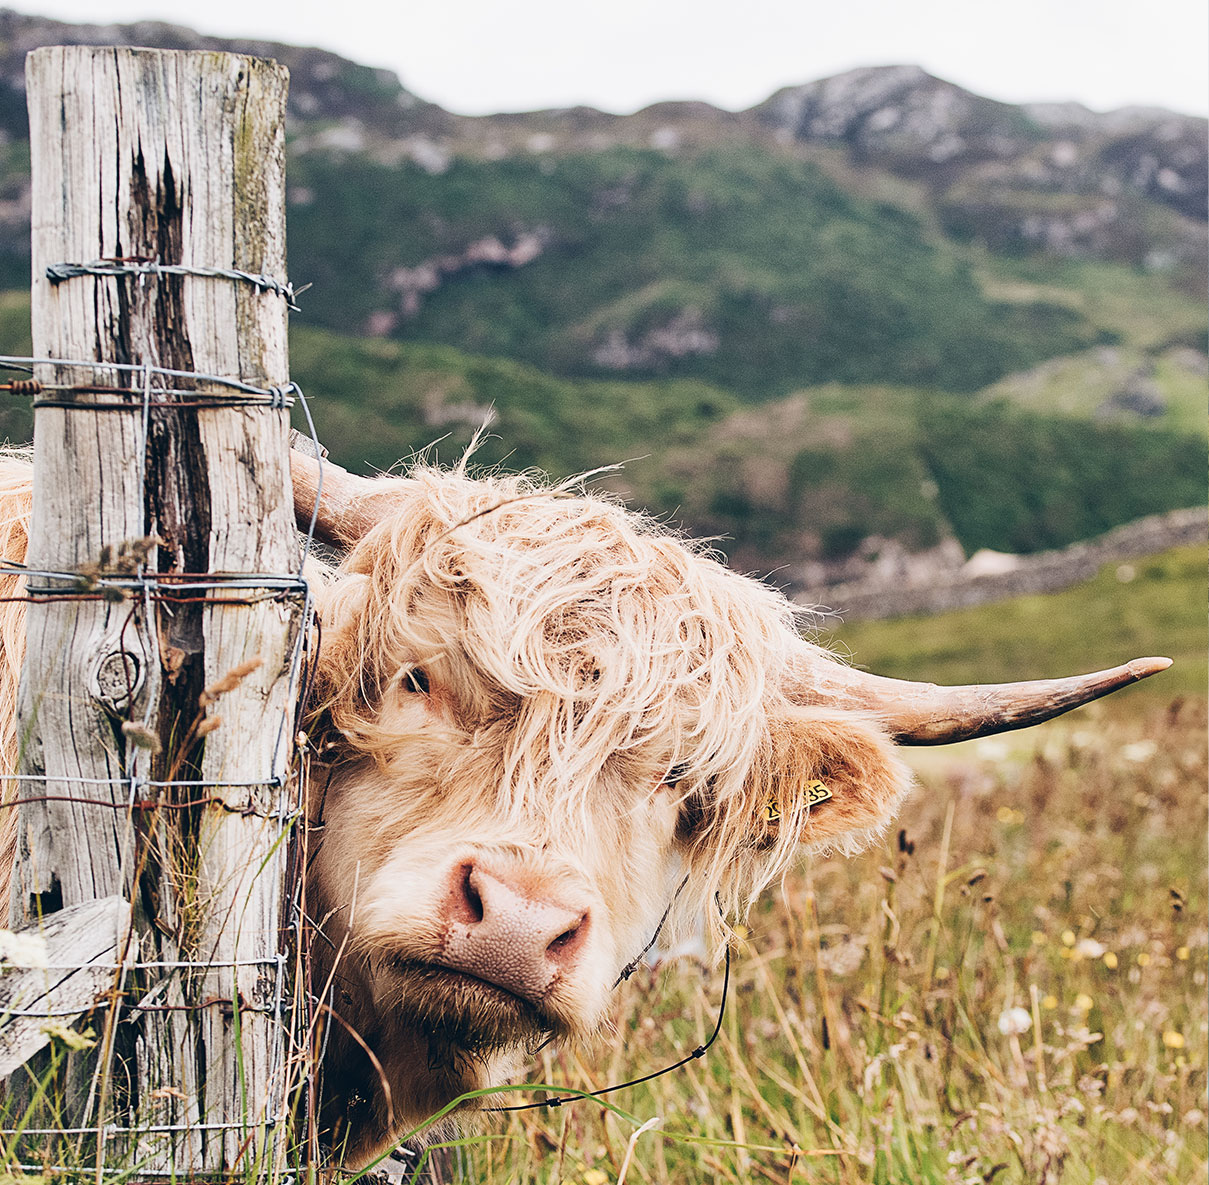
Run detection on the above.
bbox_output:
[0,446,1167,1166]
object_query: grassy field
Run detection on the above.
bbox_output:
[403,548,1206,1183]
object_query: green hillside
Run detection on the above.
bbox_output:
[0,304,1200,572]
[287,144,1105,398]
[285,327,1206,564]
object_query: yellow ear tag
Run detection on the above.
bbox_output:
[764,779,832,826]
[805,779,833,807]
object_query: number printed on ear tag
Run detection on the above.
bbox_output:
[763,779,832,827]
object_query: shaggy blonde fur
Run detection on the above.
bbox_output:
[307,465,913,940]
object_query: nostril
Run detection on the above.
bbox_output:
[463,866,484,923]
[549,928,575,950]
[446,862,483,925]
[545,912,588,963]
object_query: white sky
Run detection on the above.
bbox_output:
[10,0,1209,118]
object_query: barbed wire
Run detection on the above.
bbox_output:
[46,257,305,310]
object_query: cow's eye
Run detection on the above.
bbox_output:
[662,764,689,788]
[403,668,430,695]
[676,793,706,839]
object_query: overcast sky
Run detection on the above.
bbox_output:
[11,0,1209,118]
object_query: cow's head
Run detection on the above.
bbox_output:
[290,449,1168,1161]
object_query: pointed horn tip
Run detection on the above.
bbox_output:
[1126,656,1173,680]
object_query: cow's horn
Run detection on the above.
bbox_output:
[804,656,1172,745]
[290,443,406,548]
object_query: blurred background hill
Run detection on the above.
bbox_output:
[0,11,1203,601]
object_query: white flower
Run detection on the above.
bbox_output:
[1075,938,1106,959]
[1121,740,1156,763]
[818,935,867,976]
[998,1006,1032,1036]
[0,928,48,969]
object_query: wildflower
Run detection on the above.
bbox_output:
[0,929,48,968]
[1061,930,1076,947]
[1162,1031,1185,1050]
[998,1006,1032,1036]
[582,1172,608,1185]
[1073,993,1094,1013]
[1042,995,1058,1010]
[1102,952,1118,969]
[1031,930,1048,946]
[818,935,867,976]
[1137,952,1152,967]
[1121,740,1156,763]
[1077,1074,1105,1098]
[1176,946,1190,961]
[1075,938,1105,959]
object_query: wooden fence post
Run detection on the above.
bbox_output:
[11,46,299,1177]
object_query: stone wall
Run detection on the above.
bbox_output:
[796,507,1207,622]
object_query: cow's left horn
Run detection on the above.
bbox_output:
[290,443,409,548]
[802,656,1172,745]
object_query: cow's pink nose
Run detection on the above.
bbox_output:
[438,863,589,1002]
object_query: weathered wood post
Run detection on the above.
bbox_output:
[11,46,300,1177]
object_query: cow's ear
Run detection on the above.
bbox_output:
[752,705,913,855]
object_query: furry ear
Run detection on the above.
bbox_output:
[753,705,913,856]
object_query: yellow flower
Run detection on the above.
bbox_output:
[1177,947,1190,961]
[1061,930,1076,947]
[1103,952,1119,969]
[1073,993,1094,1012]
[1137,952,1152,967]
[1042,995,1058,1010]
[1031,931,1048,946]
[1162,1031,1186,1050]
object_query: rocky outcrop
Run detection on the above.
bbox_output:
[752,65,1206,262]
[370,231,549,334]
[591,310,719,371]
[754,65,1040,174]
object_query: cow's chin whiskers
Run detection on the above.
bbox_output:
[374,958,572,1058]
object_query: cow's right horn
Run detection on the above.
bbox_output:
[801,656,1172,745]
